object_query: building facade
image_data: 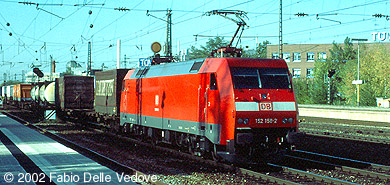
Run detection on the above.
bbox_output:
[267,43,390,78]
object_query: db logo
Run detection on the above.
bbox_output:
[260,103,272,111]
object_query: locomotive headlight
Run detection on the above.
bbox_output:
[244,118,249,124]
[237,118,244,124]
[288,118,294,123]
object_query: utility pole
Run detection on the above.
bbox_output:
[279,0,283,59]
[22,70,25,82]
[146,9,173,59]
[351,38,368,106]
[0,44,3,65]
[117,40,121,69]
[50,55,53,80]
[123,54,127,69]
[166,9,172,59]
[88,41,92,75]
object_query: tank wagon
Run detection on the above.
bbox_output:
[30,81,56,108]
[120,57,298,161]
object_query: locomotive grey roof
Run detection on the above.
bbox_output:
[130,58,205,79]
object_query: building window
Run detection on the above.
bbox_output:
[272,53,279,59]
[306,68,314,78]
[293,52,301,62]
[283,53,290,62]
[292,68,301,78]
[318,52,327,61]
[307,52,315,62]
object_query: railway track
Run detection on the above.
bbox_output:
[299,121,390,144]
[281,150,390,184]
[237,149,390,184]
[2,111,166,185]
[5,110,390,184]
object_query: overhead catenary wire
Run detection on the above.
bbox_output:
[1,0,389,76]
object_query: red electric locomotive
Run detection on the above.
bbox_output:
[120,57,298,161]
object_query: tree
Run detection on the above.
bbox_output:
[188,37,229,60]
[256,40,270,58]
[311,37,357,104]
[62,66,74,76]
[341,44,390,106]
[1,80,20,86]
[292,78,315,104]
[242,40,270,58]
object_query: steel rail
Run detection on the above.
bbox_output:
[285,154,390,181]
[301,122,390,137]
[2,111,167,185]
[267,163,359,185]
[301,129,390,144]
[3,110,317,185]
[292,150,390,180]
[338,166,390,181]
[8,110,389,185]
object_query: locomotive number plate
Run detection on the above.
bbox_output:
[259,103,273,111]
[255,118,278,124]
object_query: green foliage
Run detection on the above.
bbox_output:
[292,78,315,104]
[242,40,270,58]
[61,66,74,76]
[188,37,229,60]
[341,45,390,106]
[257,40,270,58]
[310,37,357,104]
[0,80,20,86]
[188,37,270,59]
[295,37,390,107]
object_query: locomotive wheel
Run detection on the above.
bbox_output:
[210,144,219,161]
[188,136,195,155]
[174,133,183,147]
[122,123,130,134]
[149,129,159,145]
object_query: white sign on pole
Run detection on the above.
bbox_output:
[352,80,364,85]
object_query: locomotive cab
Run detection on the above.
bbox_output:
[200,57,299,162]
[230,66,297,158]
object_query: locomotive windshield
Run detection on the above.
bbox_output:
[230,67,291,89]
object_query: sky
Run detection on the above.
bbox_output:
[0,0,389,82]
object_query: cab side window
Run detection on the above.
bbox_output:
[122,80,126,91]
[210,73,218,90]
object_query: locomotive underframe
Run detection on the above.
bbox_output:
[232,127,297,160]
[122,122,216,158]
[121,112,296,161]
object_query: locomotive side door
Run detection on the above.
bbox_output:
[206,73,219,124]
[135,67,149,126]
[201,73,219,139]
[198,74,207,137]
[135,77,142,125]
